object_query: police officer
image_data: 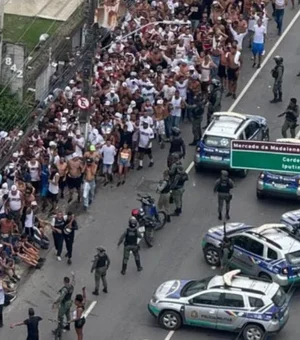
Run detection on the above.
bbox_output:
[168,127,186,167]
[63,212,78,265]
[189,93,205,146]
[220,236,234,274]
[117,217,143,275]
[278,98,299,138]
[91,246,110,295]
[52,272,75,331]
[157,170,171,223]
[206,78,222,127]
[270,56,284,103]
[169,153,188,216]
[213,170,234,221]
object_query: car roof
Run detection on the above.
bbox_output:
[208,270,278,297]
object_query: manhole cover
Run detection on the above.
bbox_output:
[136,179,159,193]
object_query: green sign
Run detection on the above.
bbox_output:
[230,141,300,173]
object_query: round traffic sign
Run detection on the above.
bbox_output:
[77,97,90,110]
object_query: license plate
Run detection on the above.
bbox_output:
[274,184,286,189]
[139,227,145,233]
[210,156,222,161]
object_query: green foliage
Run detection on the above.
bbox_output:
[0,87,31,131]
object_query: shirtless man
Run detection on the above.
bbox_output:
[66,157,84,203]
[57,157,68,199]
[83,158,98,211]
[226,45,241,99]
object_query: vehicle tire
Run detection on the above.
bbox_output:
[242,324,264,340]
[238,169,248,178]
[204,245,221,267]
[158,310,182,330]
[258,272,272,282]
[154,211,167,230]
[256,190,264,199]
[144,228,154,248]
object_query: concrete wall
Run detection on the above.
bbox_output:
[35,64,57,101]
[0,42,25,101]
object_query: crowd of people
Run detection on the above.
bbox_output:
[0,0,288,333]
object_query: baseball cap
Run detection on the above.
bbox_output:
[90,145,96,151]
[11,185,17,191]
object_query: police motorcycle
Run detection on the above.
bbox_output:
[131,194,167,247]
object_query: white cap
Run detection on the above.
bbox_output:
[189,65,195,70]
[115,112,122,119]
[12,152,19,158]
[49,141,57,147]
[11,185,17,191]
[122,82,127,87]
[69,79,76,85]
[61,125,67,131]
[65,86,71,91]
[63,108,69,114]
[2,183,8,189]
[130,100,136,107]
[61,117,67,123]
[157,99,163,104]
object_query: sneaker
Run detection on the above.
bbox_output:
[57,256,62,261]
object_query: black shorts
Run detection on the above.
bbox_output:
[227,67,239,81]
[47,191,58,202]
[138,147,152,155]
[67,176,82,189]
[218,64,227,79]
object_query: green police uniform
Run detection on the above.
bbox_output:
[270,59,284,103]
[279,100,299,138]
[214,171,234,221]
[118,227,143,275]
[207,86,222,126]
[56,284,74,328]
[157,173,171,221]
[189,95,204,145]
[91,248,111,294]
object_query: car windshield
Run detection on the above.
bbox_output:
[272,287,286,307]
[203,135,231,148]
[286,250,300,265]
[180,277,211,297]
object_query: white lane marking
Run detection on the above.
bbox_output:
[164,330,175,340]
[82,301,97,318]
[185,9,300,174]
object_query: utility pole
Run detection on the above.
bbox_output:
[81,0,97,142]
[0,0,5,81]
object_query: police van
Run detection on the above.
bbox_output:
[194,112,269,177]
[256,138,300,199]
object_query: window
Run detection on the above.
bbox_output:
[193,292,221,306]
[248,239,264,256]
[181,278,211,297]
[267,248,278,260]
[231,236,249,249]
[245,121,260,139]
[249,297,264,308]
[220,293,244,308]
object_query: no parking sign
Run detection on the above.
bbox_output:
[77,97,90,110]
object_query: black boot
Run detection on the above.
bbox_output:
[278,92,283,102]
[121,263,127,275]
[166,215,171,223]
[64,324,70,331]
[270,96,278,103]
[226,211,230,220]
[136,260,143,272]
[171,208,180,216]
[218,213,222,220]
[92,289,99,295]
[103,287,108,293]
[189,140,197,146]
[178,208,182,215]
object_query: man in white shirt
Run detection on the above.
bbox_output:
[73,130,85,157]
[274,0,287,36]
[139,112,154,128]
[178,28,194,48]
[100,140,116,185]
[252,19,266,68]
[137,122,155,170]
[162,81,176,101]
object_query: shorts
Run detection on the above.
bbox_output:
[119,158,130,167]
[47,191,58,202]
[252,42,264,56]
[227,67,239,81]
[138,147,152,155]
[67,176,82,190]
[218,64,227,79]
[103,164,113,174]
[40,185,48,197]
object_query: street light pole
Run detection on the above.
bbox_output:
[0,0,5,81]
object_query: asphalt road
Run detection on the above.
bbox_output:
[3,6,300,340]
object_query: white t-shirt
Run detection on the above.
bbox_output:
[176,80,188,100]
[253,24,266,44]
[138,127,154,148]
[140,116,153,127]
[101,144,116,165]
[28,160,40,181]
[170,96,182,117]
[162,85,176,100]
[73,136,85,157]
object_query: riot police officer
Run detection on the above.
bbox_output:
[52,272,75,331]
[91,246,110,295]
[278,98,299,138]
[189,93,205,146]
[168,127,186,167]
[270,56,284,103]
[117,217,143,275]
[169,153,188,216]
[206,79,222,127]
[213,170,234,221]
[157,170,171,223]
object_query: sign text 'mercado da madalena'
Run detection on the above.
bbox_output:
[231,141,300,154]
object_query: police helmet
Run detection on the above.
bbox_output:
[97,246,105,252]
[171,127,181,136]
[128,216,138,228]
[274,56,283,63]
[211,78,221,87]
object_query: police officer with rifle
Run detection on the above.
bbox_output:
[91,246,111,295]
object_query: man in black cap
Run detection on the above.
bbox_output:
[278,98,299,138]
[91,246,110,295]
